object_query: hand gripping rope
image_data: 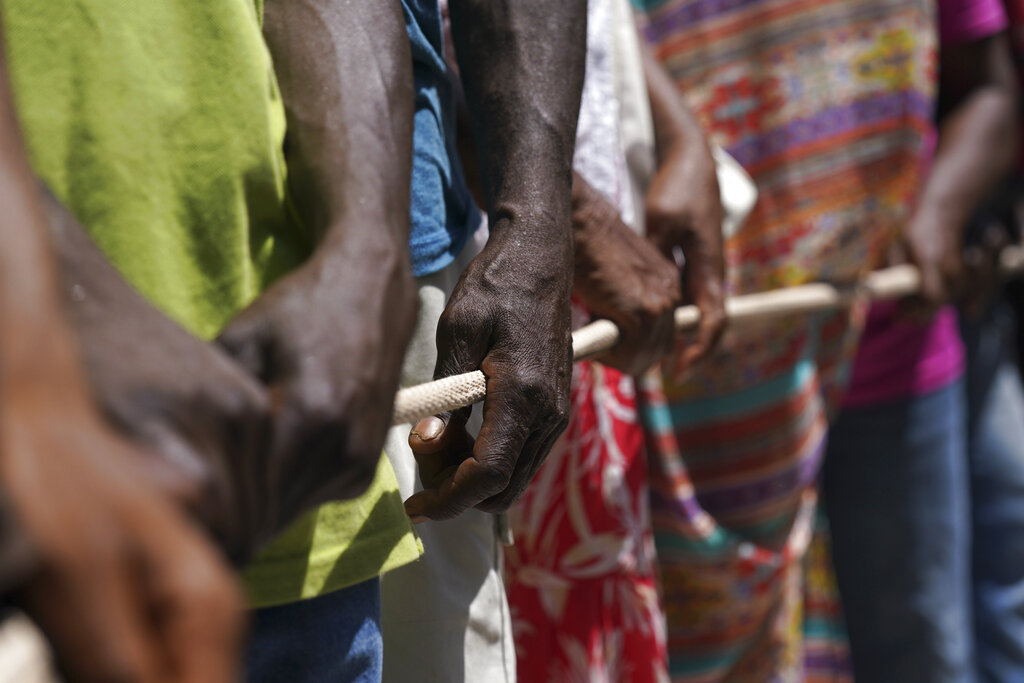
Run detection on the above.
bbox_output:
[391,247,1024,426]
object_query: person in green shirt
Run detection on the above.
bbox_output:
[1,0,422,677]
[5,0,590,679]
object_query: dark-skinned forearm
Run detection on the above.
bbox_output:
[642,43,707,164]
[0,24,75,388]
[919,33,1020,232]
[449,0,586,263]
[38,191,276,564]
[262,0,414,260]
[0,22,75,591]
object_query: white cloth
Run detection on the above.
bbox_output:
[611,0,657,232]
[380,230,516,683]
[575,0,640,226]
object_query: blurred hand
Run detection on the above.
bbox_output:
[218,241,416,527]
[1,375,244,683]
[403,217,573,521]
[46,193,272,562]
[962,220,1010,320]
[645,141,727,370]
[900,207,966,320]
[572,174,681,375]
[72,296,272,562]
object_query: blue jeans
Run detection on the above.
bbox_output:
[245,577,382,683]
[823,380,973,683]
[963,303,1024,683]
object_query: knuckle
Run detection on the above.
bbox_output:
[174,459,219,515]
[705,309,727,331]
[439,299,486,337]
[168,549,241,615]
[223,383,270,424]
[477,463,513,494]
[292,390,343,430]
[649,292,678,317]
[509,369,550,405]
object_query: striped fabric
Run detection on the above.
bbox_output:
[632,0,937,680]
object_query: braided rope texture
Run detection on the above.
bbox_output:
[391,252,1021,426]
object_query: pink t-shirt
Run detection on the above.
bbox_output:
[844,0,1007,408]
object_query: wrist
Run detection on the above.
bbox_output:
[314,199,411,257]
[314,219,412,275]
[486,222,573,297]
[572,186,622,265]
[662,134,715,178]
[487,196,573,253]
[910,193,972,241]
[906,208,959,251]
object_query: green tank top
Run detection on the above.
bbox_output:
[1,0,420,607]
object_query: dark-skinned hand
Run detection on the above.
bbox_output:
[214,0,417,532]
[962,220,1011,321]
[404,220,574,522]
[572,174,681,376]
[44,192,273,563]
[645,141,727,370]
[217,240,417,530]
[898,31,1020,320]
[642,42,727,373]
[899,207,966,321]
[1,366,244,683]
[402,0,584,522]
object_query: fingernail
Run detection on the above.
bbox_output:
[410,515,429,525]
[412,416,444,441]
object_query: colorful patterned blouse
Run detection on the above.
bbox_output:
[631,0,937,680]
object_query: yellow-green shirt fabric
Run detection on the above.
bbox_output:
[1,0,420,608]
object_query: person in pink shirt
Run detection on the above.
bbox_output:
[823,0,1022,679]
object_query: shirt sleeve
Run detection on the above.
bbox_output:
[938,0,1010,45]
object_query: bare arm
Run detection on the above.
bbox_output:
[0,10,61,596]
[444,16,679,378]
[42,192,272,562]
[642,43,726,369]
[0,20,243,683]
[405,0,587,520]
[905,30,1020,311]
[0,19,67,405]
[38,0,416,556]
[216,0,417,524]
[572,172,681,376]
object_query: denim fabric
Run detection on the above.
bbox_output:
[402,0,479,277]
[823,380,973,683]
[963,303,1024,683]
[245,577,382,683]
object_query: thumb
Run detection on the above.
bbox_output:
[409,410,475,489]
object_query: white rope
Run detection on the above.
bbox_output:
[392,247,1024,425]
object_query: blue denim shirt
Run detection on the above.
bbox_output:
[403,0,479,277]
